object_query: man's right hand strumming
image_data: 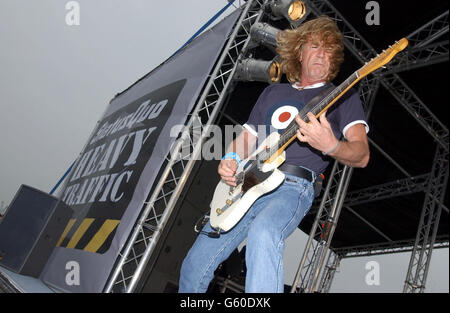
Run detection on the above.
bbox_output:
[218,159,238,187]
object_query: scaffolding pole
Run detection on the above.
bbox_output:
[403,142,449,292]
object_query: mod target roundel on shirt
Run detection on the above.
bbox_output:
[270,105,299,130]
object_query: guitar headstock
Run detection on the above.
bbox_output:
[358,38,409,78]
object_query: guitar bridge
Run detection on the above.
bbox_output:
[216,191,243,216]
[235,172,244,185]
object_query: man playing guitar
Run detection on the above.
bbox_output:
[179,16,370,293]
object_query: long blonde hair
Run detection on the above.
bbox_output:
[276,16,344,84]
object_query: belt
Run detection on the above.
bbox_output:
[278,163,314,183]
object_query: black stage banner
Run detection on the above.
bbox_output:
[40,9,241,292]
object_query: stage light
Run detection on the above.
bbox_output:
[269,0,310,27]
[234,57,281,84]
[249,22,281,51]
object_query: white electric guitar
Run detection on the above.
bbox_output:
[209,38,408,232]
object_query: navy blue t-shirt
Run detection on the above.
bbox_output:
[244,83,368,174]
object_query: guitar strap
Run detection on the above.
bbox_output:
[298,83,335,121]
[283,83,335,133]
[306,84,335,198]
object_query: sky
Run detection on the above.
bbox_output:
[0,0,447,293]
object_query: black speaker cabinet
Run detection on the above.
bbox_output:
[0,185,72,278]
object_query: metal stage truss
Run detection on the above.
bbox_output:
[104,0,449,293]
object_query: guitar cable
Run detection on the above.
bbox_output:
[194,214,222,238]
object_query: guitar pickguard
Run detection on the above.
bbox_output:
[241,163,273,193]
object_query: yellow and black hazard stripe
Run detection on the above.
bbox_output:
[56,218,120,254]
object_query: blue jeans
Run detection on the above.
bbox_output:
[178,173,315,293]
